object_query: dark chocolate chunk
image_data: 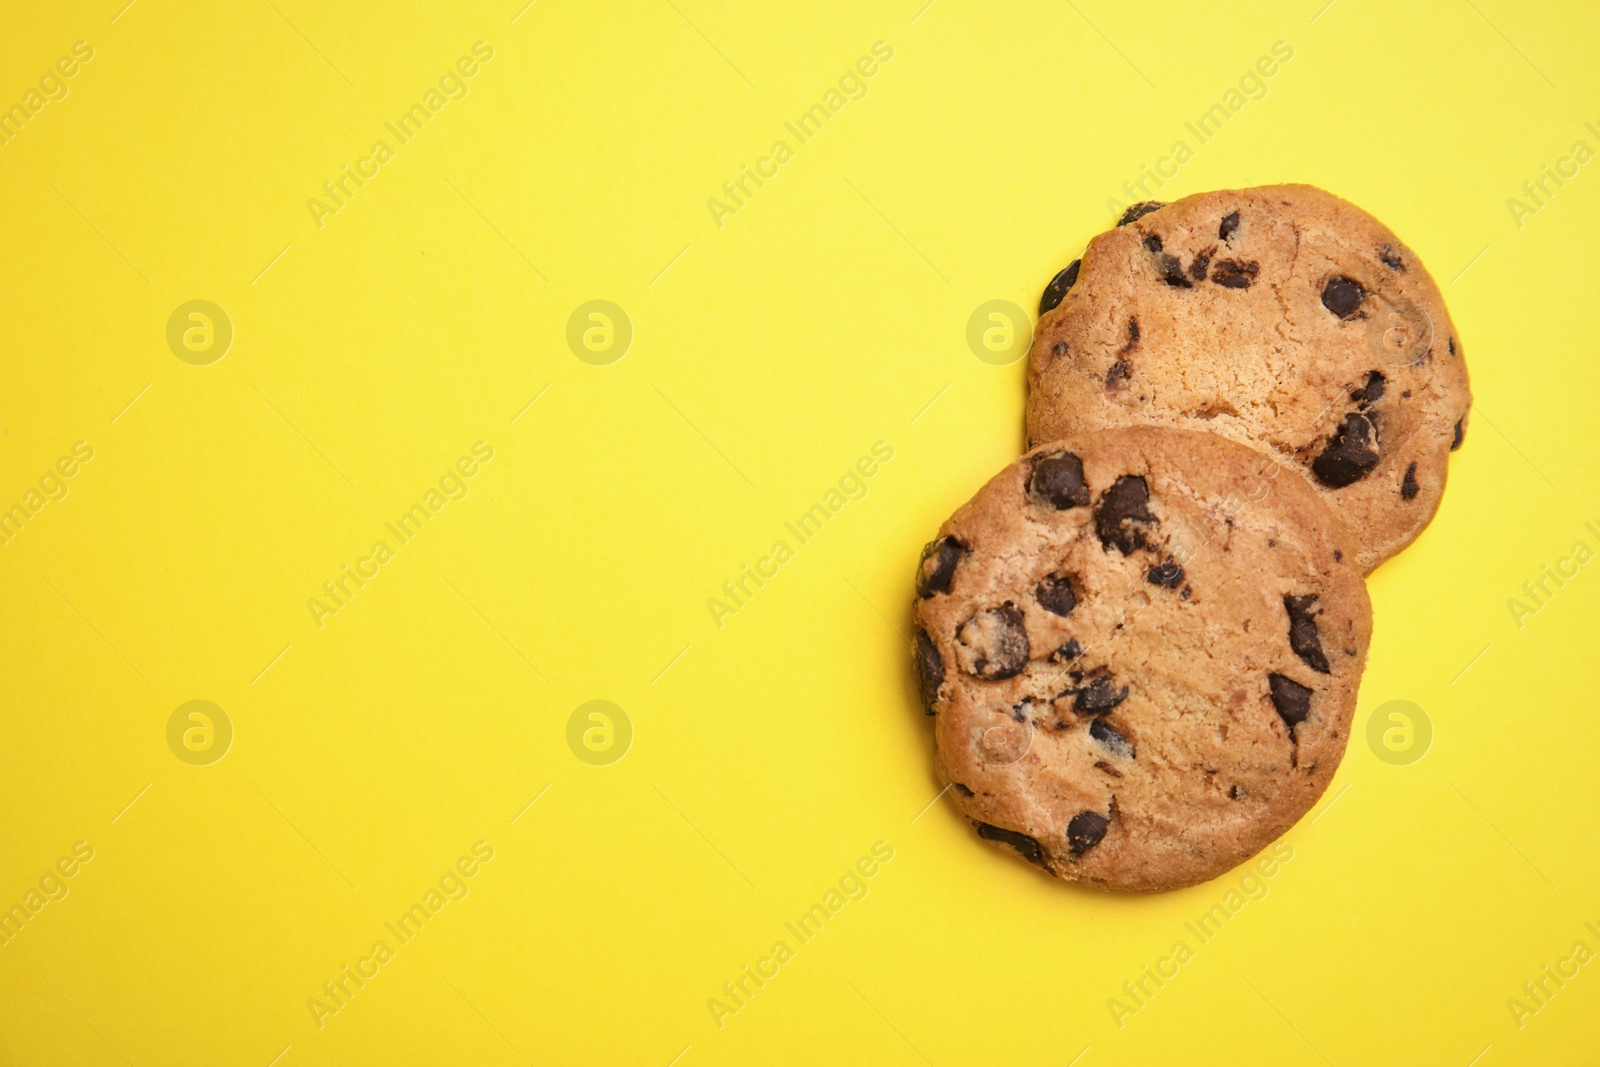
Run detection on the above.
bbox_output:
[975,822,1043,865]
[1089,718,1135,758]
[1074,673,1128,715]
[1229,784,1244,799]
[1052,340,1069,357]
[1067,811,1110,855]
[1189,250,1212,281]
[956,604,1030,680]
[1321,276,1366,319]
[1146,559,1184,588]
[1035,572,1078,617]
[1268,673,1313,731]
[1219,211,1240,242]
[1051,638,1083,663]
[1106,360,1131,389]
[1400,461,1419,500]
[1311,412,1380,488]
[1094,475,1157,554]
[1142,234,1163,253]
[1209,258,1258,289]
[1039,259,1081,315]
[1156,252,1194,289]
[1350,370,1386,405]
[1118,201,1163,226]
[1448,337,1456,356]
[916,536,966,598]
[1451,419,1464,451]
[953,782,975,796]
[1380,245,1405,271]
[1028,450,1090,509]
[1283,595,1330,674]
[915,629,944,713]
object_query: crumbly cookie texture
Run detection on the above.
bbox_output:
[1026,185,1471,574]
[912,426,1371,893]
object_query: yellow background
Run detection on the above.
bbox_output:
[1,0,1597,1063]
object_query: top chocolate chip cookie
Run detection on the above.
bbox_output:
[1026,185,1471,573]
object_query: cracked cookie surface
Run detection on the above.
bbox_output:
[1026,184,1471,573]
[912,427,1371,892]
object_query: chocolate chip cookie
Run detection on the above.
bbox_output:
[1027,185,1471,573]
[912,426,1371,892]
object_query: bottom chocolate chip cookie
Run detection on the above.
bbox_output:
[911,426,1372,892]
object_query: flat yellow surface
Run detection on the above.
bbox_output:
[1,1,1596,1064]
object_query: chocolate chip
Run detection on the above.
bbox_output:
[1229,784,1244,799]
[1189,251,1212,281]
[1449,337,1457,356]
[1380,245,1405,271]
[1156,252,1194,289]
[1451,419,1464,451]
[1052,340,1069,357]
[1039,259,1081,315]
[1106,360,1131,389]
[1051,638,1083,663]
[1400,461,1419,500]
[916,536,966,598]
[1311,412,1380,488]
[975,822,1044,865]
[1118,201,1163,226]
[1094,760,1123,778]
[1321,276,1366,319]
[914,629,944,713]
[1089,718,1134,758]
[953,782,975,796]
[1067,811,1110,855]
[1074,672,1128,715]
[1219,211,1240,242]
[1035,572,1077,616]
[1283,595,1330,674]
[1028,450,1090,509]
[1142,234,1163,253]
[1333,549,1342,562]
[1268,673,1313,731]
[1095,475,1157,554]
[1209,259,1258,289]
[1146,559,1184,588]
[956,604,1030,680]
[1350,370,1386,405]
[1126,316,1140,345]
